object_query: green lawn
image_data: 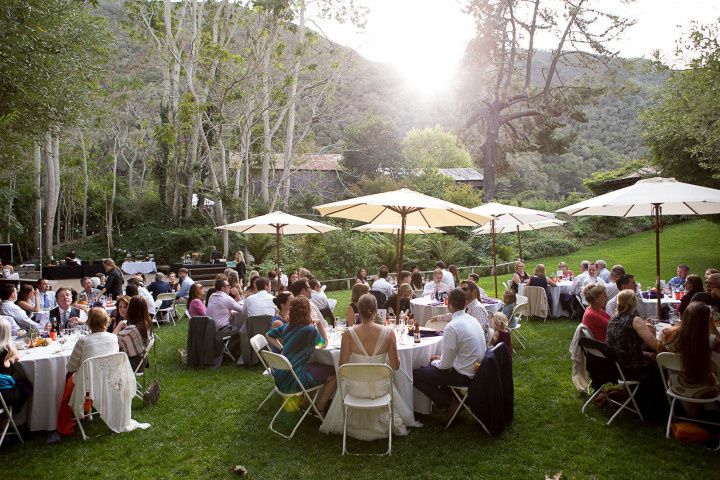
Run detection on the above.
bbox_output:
[1,220,719,479]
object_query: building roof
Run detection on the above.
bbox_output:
[272,153,342,171]
[438,168,484,181]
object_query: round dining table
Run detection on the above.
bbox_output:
[16,335,80,431]
[518,280,573,318]
[410,296,503,326]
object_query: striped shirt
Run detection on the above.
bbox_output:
[266,324,323,394]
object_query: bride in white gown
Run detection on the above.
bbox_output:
[320,294,419,441]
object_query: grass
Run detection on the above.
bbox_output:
[1,220,719,479]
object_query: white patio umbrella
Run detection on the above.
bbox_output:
[216,211,339,282]
[557,177,720,318]
[470,203,563,297]
[315,188,492,275]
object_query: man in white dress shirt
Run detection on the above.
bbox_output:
[460,280,492,346]
[595,260,611,283]
[0,284,41,331]
[570,260,591,295]
[243,277,277,317]
[604,264,625,300]
[370,265,394,300]
[423,269,452,298]
[413,288,486,421]
[436,261,455,288]
[605,274,642,317]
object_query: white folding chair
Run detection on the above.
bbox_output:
[259,350,326,439]
[134,336,156,401]
[515,294,528,306]
[0,389,23,446]
[504,279,513,291]
[250,334,278,411]
[338,363,394,455]
[155,293,178,325]
[579,342,643,425]
[656,352,720,439]
[445,385,491,435]
[510,303,528,352]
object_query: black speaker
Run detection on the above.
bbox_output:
[0,244,12,265]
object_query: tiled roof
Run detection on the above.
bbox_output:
[438,168,484,181]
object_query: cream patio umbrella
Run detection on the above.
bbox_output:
[216,211,339,283]
[470,203,563,297]
[556,177,720,318]
[315,188,492,276]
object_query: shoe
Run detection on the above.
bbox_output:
[47,432,61,445]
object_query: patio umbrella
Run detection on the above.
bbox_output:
[216,211,339,283]
[470,203,563,297]
[315,188,491,276]
[556,177,720,318]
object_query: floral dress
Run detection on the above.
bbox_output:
[606,312,648,379]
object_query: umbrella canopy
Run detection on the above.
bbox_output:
[315,188,491,276]
[469,203,563,297]
[216,211,339,282]
[556,177,720,318]
[352,224,446,235]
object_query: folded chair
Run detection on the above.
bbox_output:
[0,388,23,446]
[510,303,527,352]
[656,352,720,439]
[250,334,278,411]
[338,363,394,455]
[260,350,326,439]
[134,336,156,402]
[579,337,643,425]
[155,293,178,325]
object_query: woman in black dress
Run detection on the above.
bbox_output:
[100,259,124,300]
[528,264,556,310]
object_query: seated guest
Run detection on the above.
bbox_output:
[436,261,455,289]
[355,268,369,286]
[125,284,139,298]
[95,273,106,291]
[268,271,280,294]
[78,277,101,304]
[56,308,118,437]
[410,271,425,291]
[134,272,147,287]
[0,284,41,331]
[679,275,703,315]
[346,283,369,326]
[126,278,156,317]
[397,270,412,287]
[117,296,153,370]
[558,262,574,279]
[705,268,719,283]
[511,261,530,293]
[605,265,626,300]
[605,274,640,316]
[147,272,173,309]
[175,268,194,302]
[461,280,491,346]
[99,259,124,300]
[187,283,206,317]
[271,292,293,329]
[413,288,486,421]
[2,264,19,280]
[691,273,720,310]
[423,268,452,298]
[48,287,87,332]
[207,278,245,336]
[528,264,556,310]
[290,279,327,328]
[658,301,720,403]
[109,295,130,334]
[265,296,335,412]
[16,284,41,317]
[0,318,33,412]
[244,277,277,318]
[37,278,57,309]
[227,271,242,299]
[667,264,690,289]
[501,290,517,327]
[491,312,512,358]
[297,268,312,280]
[278,269,288,290]
[167,272,179,292]
[581,283,610,342]
[595,260,611,283]
[309,278,330,311]
[385,283,413,315]
[287,271,299,289]
[448,264,461,287]
[570,260,591,295]
[370,265,394,300]
[468,273,480,283]
[70,288,90,314]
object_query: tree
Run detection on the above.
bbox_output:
[461,0,634,200]
[341,115,403,179]
[402,125,472,170]
[642,20,720,188]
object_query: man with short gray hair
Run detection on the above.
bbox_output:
[595,260,610,283]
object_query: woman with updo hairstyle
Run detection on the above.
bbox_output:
[346,283,370,327]
[117,296,153,370]
[187,283,206,317]
[384,283,413,315]
[265,296,335,412]
[581,283,610,342]
[271,292,293,329]
[410,271,424,291]
[678,274,703,315]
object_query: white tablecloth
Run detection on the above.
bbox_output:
[17,336,79,431]
[121,261,157,274]
[410,297,502,326]
[640,296,681,318]
[519,280,573,318]
[314,334,444,417]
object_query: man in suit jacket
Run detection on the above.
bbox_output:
[48,287,87,331]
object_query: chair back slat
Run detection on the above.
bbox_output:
[260,350,292,371]
[338,363,392,383]
[656,351,683,371]
[157,293,176,301]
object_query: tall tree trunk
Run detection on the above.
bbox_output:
[79,131,89,237]
[33,143,42,260]
[260,30,273,204]
[6,174,15,243]
[43,131,60,259]
[481,111,500,202]
[107,137,118,255]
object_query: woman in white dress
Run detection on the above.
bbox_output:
[320,293,418,440]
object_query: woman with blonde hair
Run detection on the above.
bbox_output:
[384,283,414,315]
[528,263,556,310]
[346,283,370,326]
[234,251,246,282]
[0,318,33,412]
[511,261,530,293]
[581,283,610,341]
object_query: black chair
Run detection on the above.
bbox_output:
[369,290,387,308]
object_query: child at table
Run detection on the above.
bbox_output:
[0,318,33,413]
[501,290,517,328]
[491,312,513,360]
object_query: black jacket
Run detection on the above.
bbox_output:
[104,267,124,299]
[49,306,82,331]
[468,342,514,436]
[187,316,224,369]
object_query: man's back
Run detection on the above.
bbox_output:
[432,312,486,378]
[245,290,276,317]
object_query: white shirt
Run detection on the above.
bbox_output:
[371,277,394,299]
[1,300,40,331]
[243,290,277,318]
[38,291,57,309]
[431,310,487,378]
[422,281,452,297]
[598,268,611,283]
[466,298,493,347]
[605,282,619,300]
[441,269,455,288]
[605,291,643,317]
[310,290,329,311]
[280,274,288,287]
[138,287,157,315]
[1,315,22,336]
[57,306,88,325]
[571,271,589,295]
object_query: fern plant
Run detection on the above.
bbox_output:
[424,235,472,266]
[246,234,276,266]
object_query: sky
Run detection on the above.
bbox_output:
[311,0,720,96]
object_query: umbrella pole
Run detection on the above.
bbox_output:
[396,214,407,315]
[275,226,281,293]
[516,225,522,260]
[654,204,662,319]
[492,220,498,299]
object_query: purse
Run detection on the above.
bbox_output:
[143,379,160,407]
